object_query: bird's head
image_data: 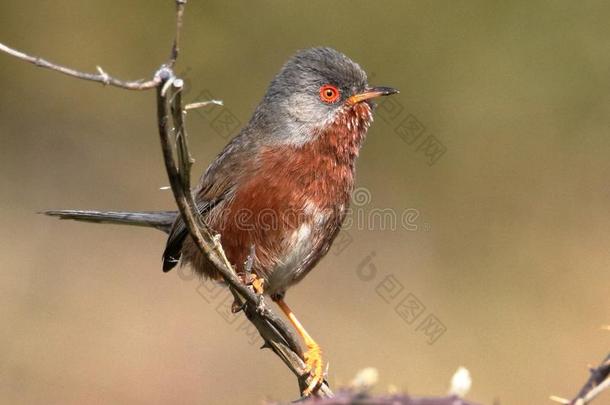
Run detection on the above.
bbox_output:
[253,47,398,146]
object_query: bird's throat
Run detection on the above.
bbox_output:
[322,101,373,164]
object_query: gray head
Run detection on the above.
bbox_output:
[249,47,398,145]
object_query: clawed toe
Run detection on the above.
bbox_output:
[302,343,324,396]
[274,299,326,396]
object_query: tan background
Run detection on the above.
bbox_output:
[1,1,609,404]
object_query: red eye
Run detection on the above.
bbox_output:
[319,84,340,103]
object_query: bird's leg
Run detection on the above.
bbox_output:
[274,298,324,396]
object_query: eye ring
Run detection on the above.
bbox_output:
[319,84,340,103]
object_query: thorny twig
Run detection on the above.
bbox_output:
[570,352,610,404]
[0,0,331,398]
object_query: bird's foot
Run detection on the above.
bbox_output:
[249,275,266,314]
[234,272,266,314]
[251,276,264,295]
[302,340,324,396]
[240,272,265,295]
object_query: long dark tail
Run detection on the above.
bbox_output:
[43,210,178,234]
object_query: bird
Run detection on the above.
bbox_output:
[45,47,398,395]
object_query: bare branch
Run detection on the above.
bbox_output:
[570,353,610,404]
[0,0,187,88]
[168,0,187,67]
[0,42,159,90]
[185,100,223,110]
[274,391,482,405]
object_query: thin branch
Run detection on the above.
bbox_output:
[168,0,187,67]
[0,42,159,90]
[276,391,482,405]
[185,99,223,110]
[171,79,195,192]
[571,353,610,404]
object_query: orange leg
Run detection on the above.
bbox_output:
[275,299,324,396]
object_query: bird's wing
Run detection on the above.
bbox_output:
[161,135,252,272]
[161,200,217,272]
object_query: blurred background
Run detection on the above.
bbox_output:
[1,1,609,404]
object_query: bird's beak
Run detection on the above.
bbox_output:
[347,86,399,105]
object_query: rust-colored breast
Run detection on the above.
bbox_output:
[203,103,374,295]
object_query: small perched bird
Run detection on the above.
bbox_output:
[46,47,397,395]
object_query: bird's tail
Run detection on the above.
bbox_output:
[43,210,178,234]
